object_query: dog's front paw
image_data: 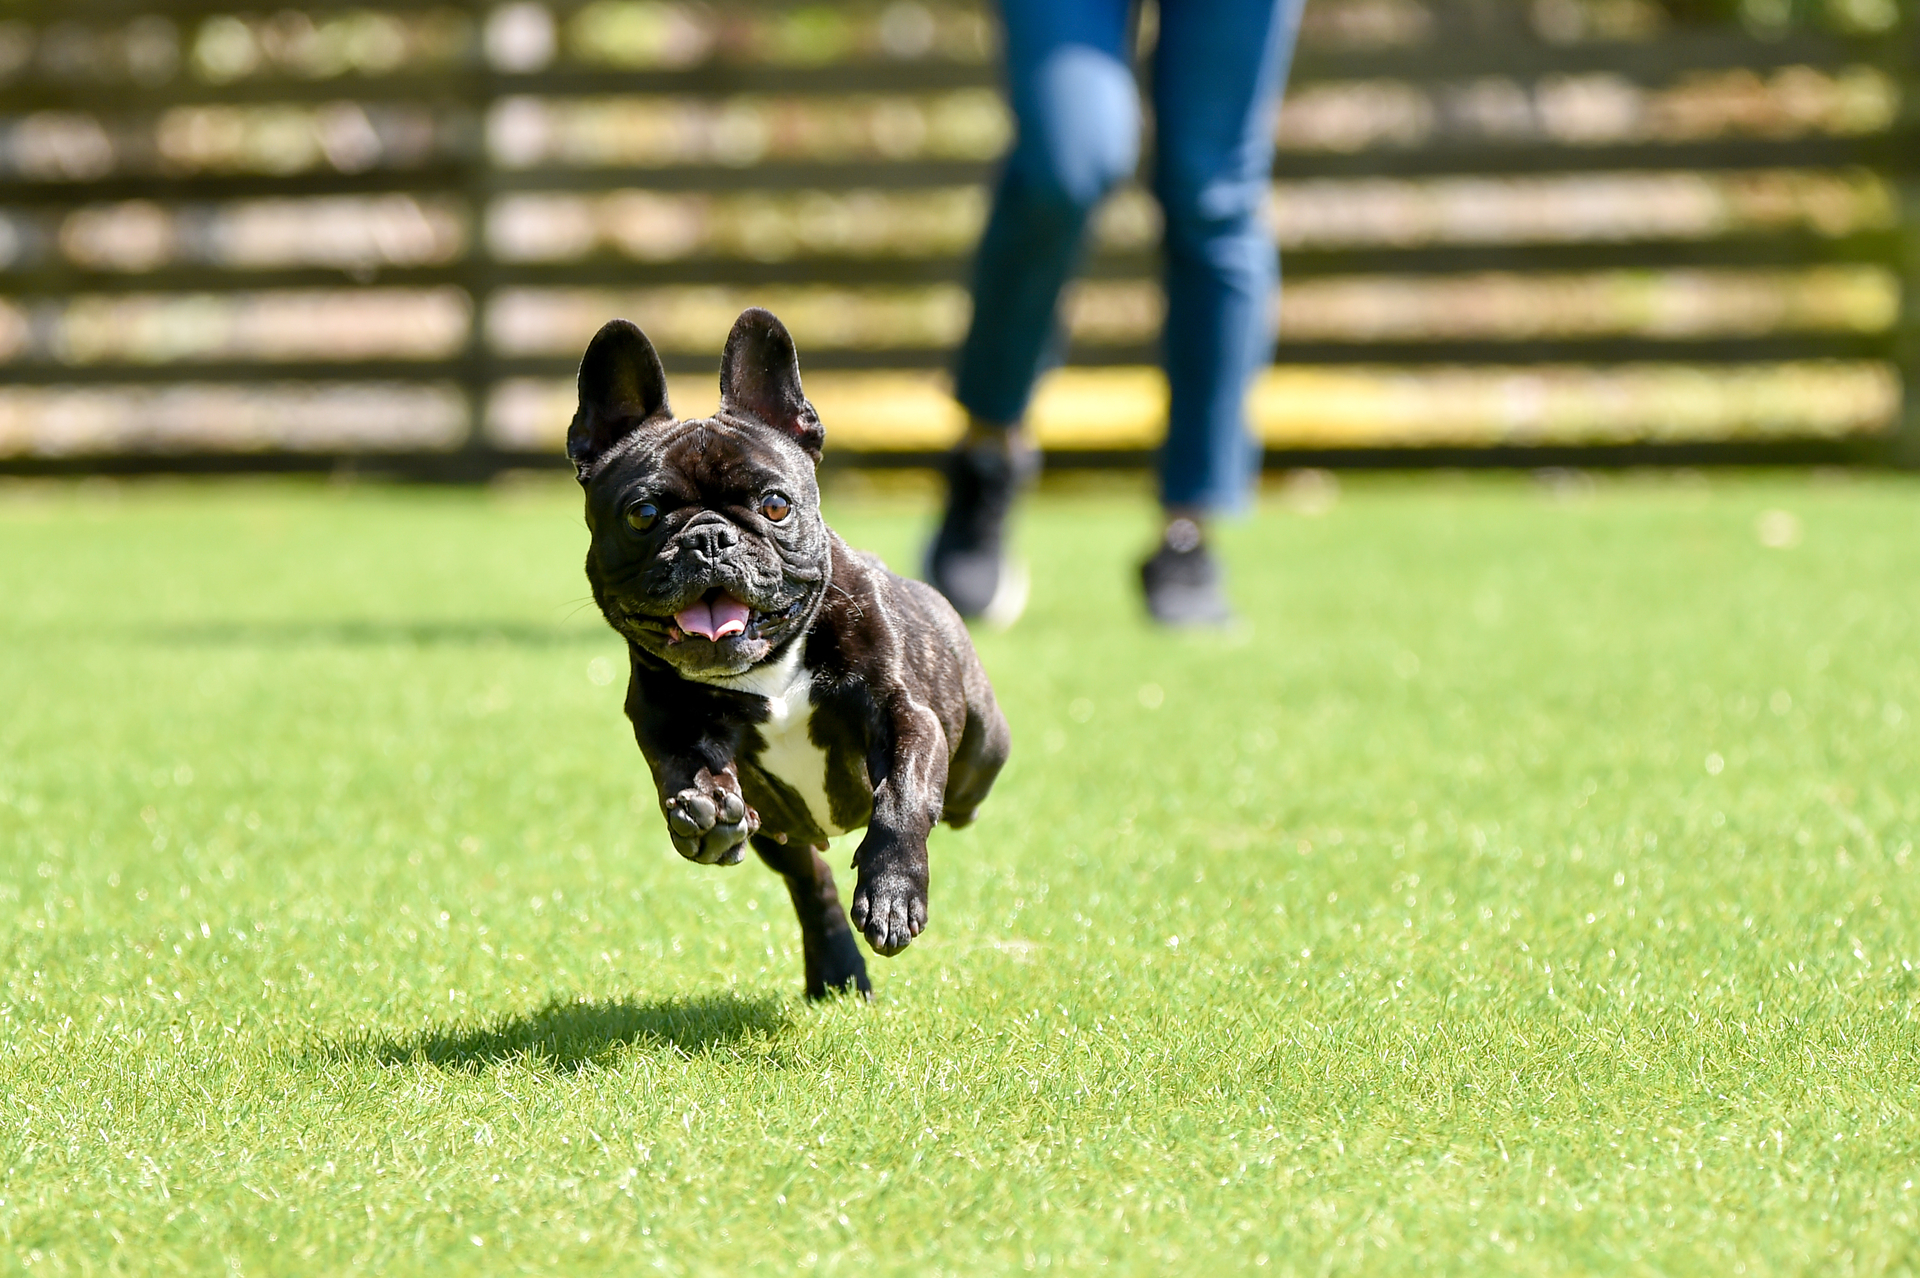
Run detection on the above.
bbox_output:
[849,869,926,957]
[664,778,758,865]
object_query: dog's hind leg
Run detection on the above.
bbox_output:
[751,834,871,1001]
[942,700,1010,829]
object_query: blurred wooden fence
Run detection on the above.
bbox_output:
[0,0,1914,474]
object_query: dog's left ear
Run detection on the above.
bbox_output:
[718,308,824,462]
[568,319,672,478]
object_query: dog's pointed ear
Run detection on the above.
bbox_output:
[718,308,824,462]
[568,319,671,477]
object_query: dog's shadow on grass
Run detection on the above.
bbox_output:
[332,992,790,1074]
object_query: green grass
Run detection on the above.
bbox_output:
[1,471,1918,1275]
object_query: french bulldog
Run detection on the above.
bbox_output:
[569,308,1011,999]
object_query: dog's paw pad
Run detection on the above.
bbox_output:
[849,875,926,957]
[664,782,757,865]
[665,792,716,838]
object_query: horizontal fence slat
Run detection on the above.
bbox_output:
[3,137,1904,209]
[1277,234,1907,276]
[4,233,1900,295]
[2,140,1908,210]
[3,76,488,112]
[0,331,1895,385]
[18,0,473,15]
[0,360,471,383]
[0,265,476,292]
[472,233,1901,284]
[3,64,1001,110]
[1271,136,1912,180]
[2,27,1897,109]
[479,138,1910,193]
[1262,334,1900,365]
[474,334,1895,376]
[1289,31,1901,80]
[0,168,475,207]
[0,437,1886,481]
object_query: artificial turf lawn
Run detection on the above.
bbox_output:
[0,471,1916,1275]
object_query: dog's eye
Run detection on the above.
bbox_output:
[759,493,792,523]
[625,501,659,532]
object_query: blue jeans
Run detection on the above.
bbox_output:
[952,0,1302,512]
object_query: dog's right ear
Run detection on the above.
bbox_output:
[568,319,671,478]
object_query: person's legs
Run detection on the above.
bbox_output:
[930,0,1139,622]
[1140,0,1303,624]
[953,0,1140,427]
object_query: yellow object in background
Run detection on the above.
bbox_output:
[803,363,1898,453]
[481,362,1898,457]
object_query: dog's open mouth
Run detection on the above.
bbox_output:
[670,588,754,643]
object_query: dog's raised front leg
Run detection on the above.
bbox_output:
[628,681,761,866]
[752,834,870,999]
[849,696,948,956]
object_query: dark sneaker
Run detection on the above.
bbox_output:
[1139,518,1234,627]
[925,433,1037,625]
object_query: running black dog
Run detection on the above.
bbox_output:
[569,308,1010,998]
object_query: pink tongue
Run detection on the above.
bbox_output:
[710,595,751,638]
[674,593,751,640]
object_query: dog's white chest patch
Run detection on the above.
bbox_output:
[707,646,847,836]
[757,667,846,835]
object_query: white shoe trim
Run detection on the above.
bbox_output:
[980,558,1029,629]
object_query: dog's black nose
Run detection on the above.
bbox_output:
[678,517,739,564]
